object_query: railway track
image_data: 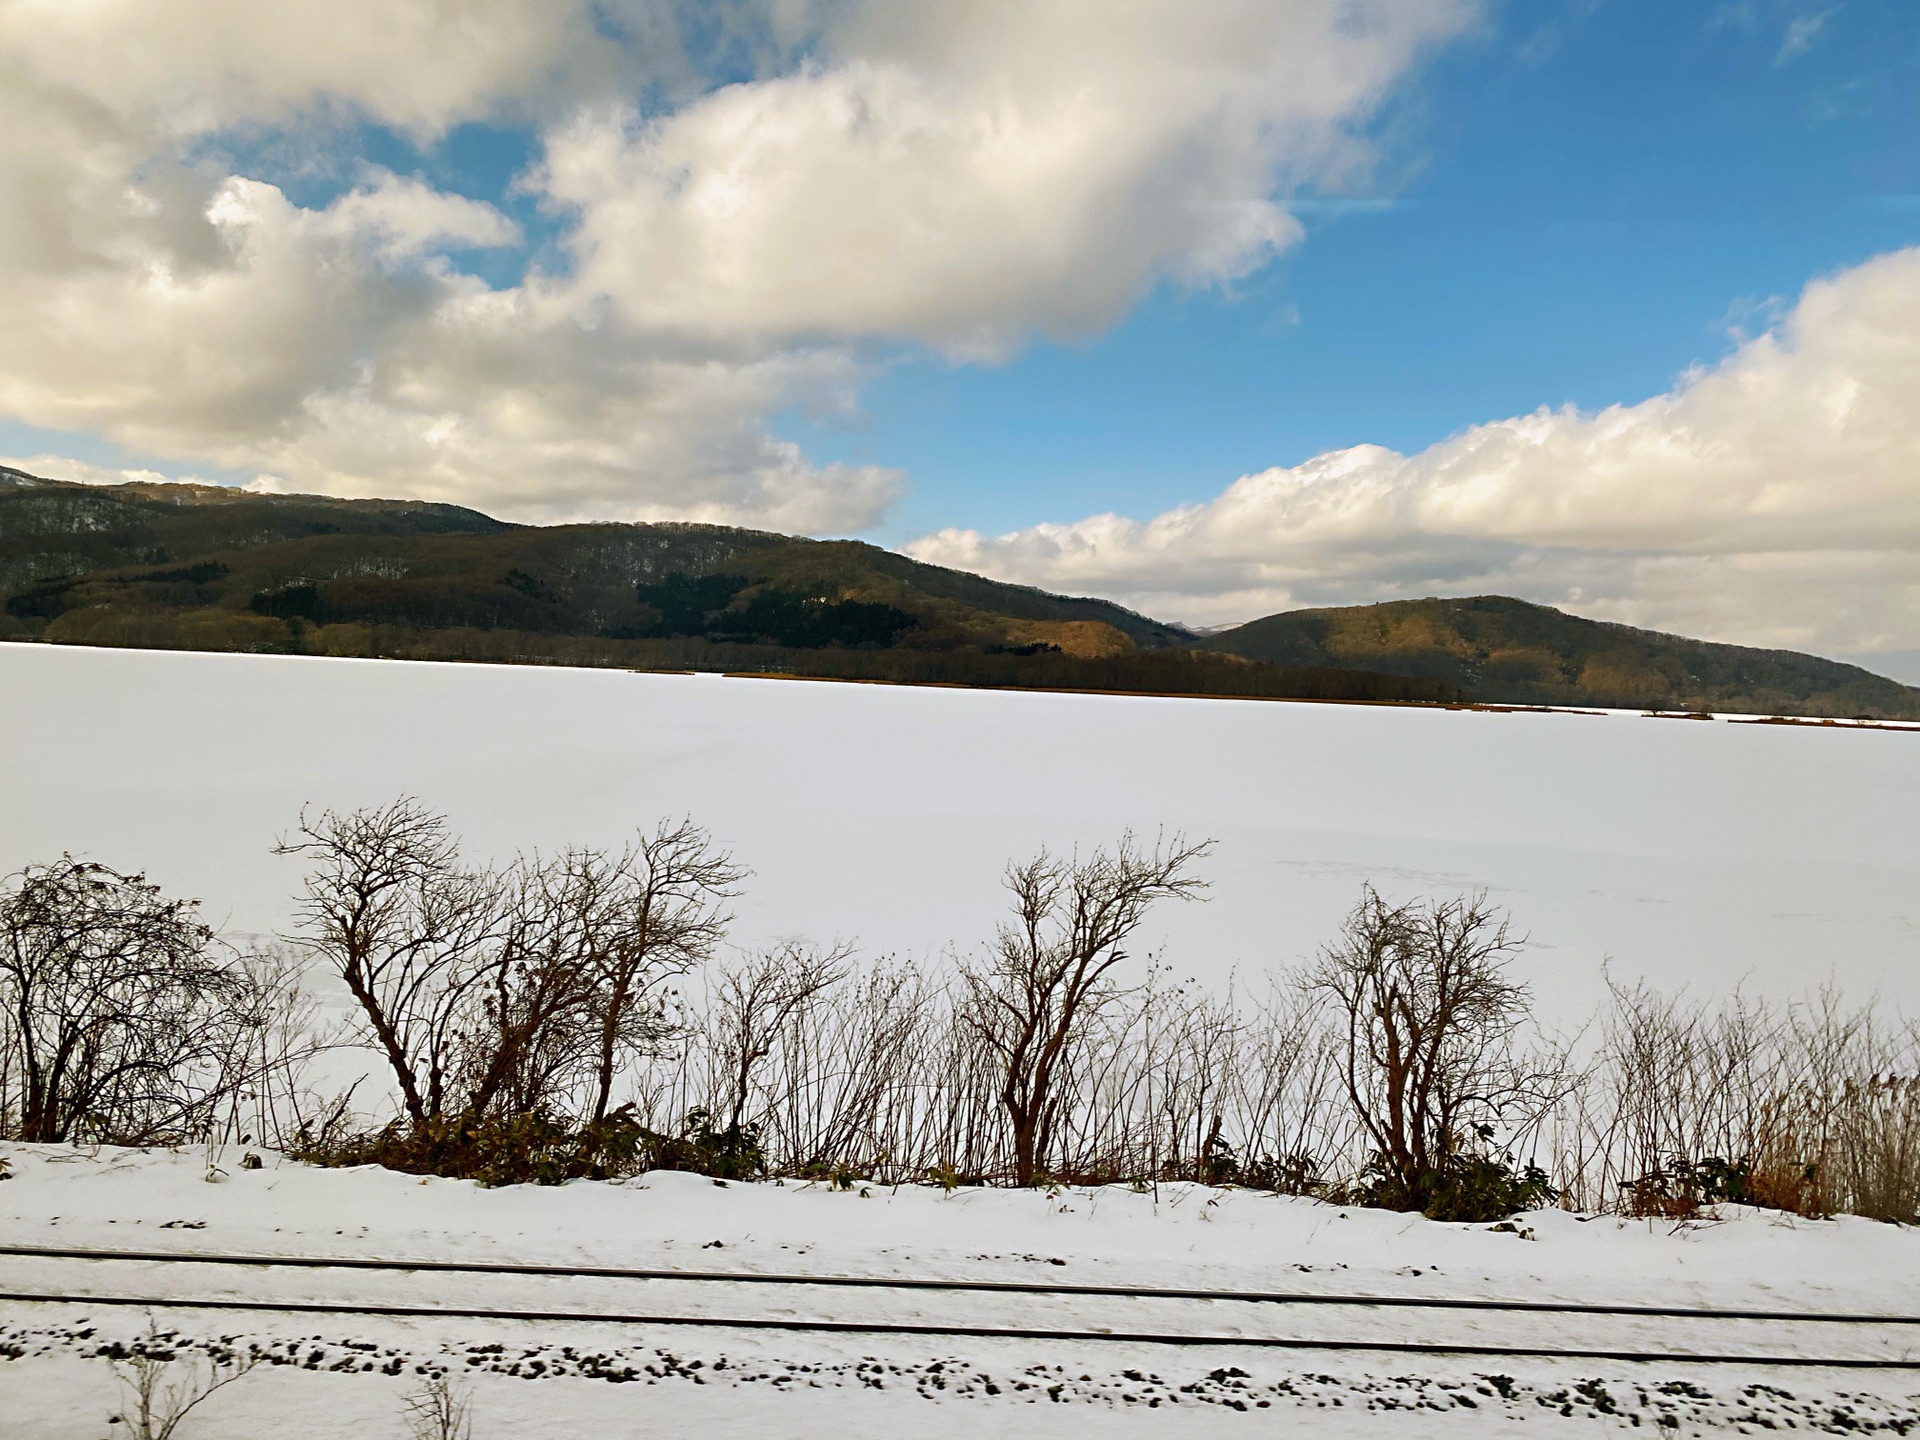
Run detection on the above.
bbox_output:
[3,1243,1915,1370]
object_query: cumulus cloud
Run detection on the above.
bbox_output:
[0,0,615,133]
[546,0,1469,356]
[0,0,1472,528]
[905,248,1920,664]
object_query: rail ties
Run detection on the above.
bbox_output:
[1,1243,1915,1370]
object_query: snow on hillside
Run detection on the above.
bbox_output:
[2,643,1916,1019]
[1,1146,1918,1437]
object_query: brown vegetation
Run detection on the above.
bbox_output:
[960,834,1211,1184]
[3,815,1915,1229]
[1200,594,1920,719]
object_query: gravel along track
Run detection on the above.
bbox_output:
[2,1244,1915,1370]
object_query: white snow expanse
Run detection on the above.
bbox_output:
[3,643,1920,1436]
[2,643,1918,1019]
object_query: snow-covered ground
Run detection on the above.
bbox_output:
[5,645,1920,1434]
[3,643,1918,1019]
[1,1145,1917,1437]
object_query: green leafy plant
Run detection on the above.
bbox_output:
[1350,1146,1555,1223]
[287,1105,764,1187]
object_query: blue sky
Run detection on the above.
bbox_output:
[807,0,1920,543]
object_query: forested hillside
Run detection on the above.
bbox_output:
[1198,594,1920,719]
[10,470,1914,716]
[0,470,1452,704]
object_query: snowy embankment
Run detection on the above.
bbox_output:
[2,1146,1918,1437]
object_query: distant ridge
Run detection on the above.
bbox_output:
[0,473,1451,706]
[3,471,1912,717]
[1195,595,1920,720]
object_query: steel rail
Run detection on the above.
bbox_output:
[0,1243,1913,1328]
[1,1289,1916,1369]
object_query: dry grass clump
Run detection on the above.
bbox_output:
[1553,984,1919,1222]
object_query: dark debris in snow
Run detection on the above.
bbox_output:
[2,1321,1917,1431]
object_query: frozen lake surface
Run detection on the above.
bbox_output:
[2,643,1916,1019]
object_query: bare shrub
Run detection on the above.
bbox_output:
[0,859,271,1144]
[276,800,504,1128]
[1223,979,1356,1191]
[1044,967,1243,1184]
[402,1372,473,1440]
[107,1323,256,1440]
[566,821,742,1125]
[31,800,1899,1223]
[1554,984,1920,1222]
[755,958,938,1178]
[279,802,739,1140]
[1305,887,1563,1218]
[1587,982,1792,1216]
[959,833,1212,1185]
[627,950,1353,1191]
[194,944,345,1161]
[706,942,851,1141]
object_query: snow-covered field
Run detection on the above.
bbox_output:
[1,1146,1917,1437]
[2,643,1918,1018]
[5,643,1920,1436]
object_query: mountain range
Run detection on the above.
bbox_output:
[4,467,1914,719]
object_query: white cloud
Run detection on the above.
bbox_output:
[546,1,1470,356]
[324,172,523,260]
[0,453,186,487]
[0,0,615,134]
[905,248,1920,665]
[1775,7,1835,65]
[0,0,1474,529]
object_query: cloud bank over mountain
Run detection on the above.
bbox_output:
[0,0,1470,530]
[908,248,1920,666]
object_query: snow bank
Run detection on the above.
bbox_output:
[2,1146,1918,1438]
[3,1145,1916,1312]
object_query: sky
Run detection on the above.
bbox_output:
[1,0,1917,676]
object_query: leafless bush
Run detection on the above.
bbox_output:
[756,958,939,1176]
[107,1322,256,1440]
[703,941,852,1139]
[960,832,1212,1185]
[1224,980,1358,1189]
[625,952,1357,1190]
[1581,982,1787,1213]
[0,859,278,1145]
[565,821,743,1124]
[24,804,1913,1226]
[199,944,346,1155]
[401,1371,473,1440]
[276,800,503,1127]
[277,801,738,1134]
[1303,887,1565,1212]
